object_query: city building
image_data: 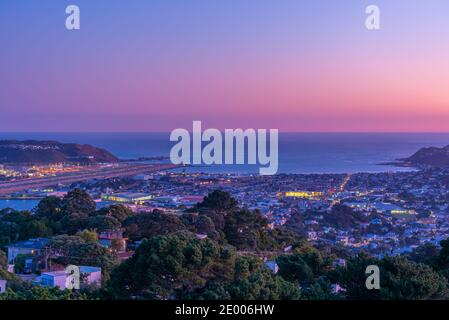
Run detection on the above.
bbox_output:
[278,191,323,199]
[102,193,153,204]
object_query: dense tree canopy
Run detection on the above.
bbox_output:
[87,215,121,232]
[62,189,96,216]
[332,254,449,300]
[224,208,269,251]
[106,233,300,300]
[277,245,333,284]
[35,196,62,220]
[96,204,133,223]
[123,210,186,241]
[199,190,238,212]
[48,235,119,282]
[0,249,7,269]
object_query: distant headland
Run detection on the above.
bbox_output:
[381,145,449,168]
[0,140,118,164]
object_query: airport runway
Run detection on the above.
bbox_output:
[0,163,181,195]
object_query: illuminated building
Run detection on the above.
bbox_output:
[278,191,323,199]
[102,193,153,204]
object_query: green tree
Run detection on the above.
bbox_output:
[106,234,301,300]
[19,220,53,239]
[61,189,96,216]
[48,235,119,282]
[123,210,187,240]
[186,256,301,300]
[13,254,33,274]
[75,229,98,243]
[277,246,333,284]
[332,254,449,300]
[0,285,89,300]
[405,242,440,265]
[432,239,449,273]
[198,191,238,230]
[199,190,238,212]
[0,221,20,246]
[35,196,62,221]
[87,215,121,232]
[194,215,220,240]
[0,249,7,269]
[60,212,89,234]
[284,210,306,237]
[301,279,341,300]
[106,234,229,299]
[96,204,132,223]
[223,208,268,250]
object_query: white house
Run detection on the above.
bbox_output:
[39,266,102,290]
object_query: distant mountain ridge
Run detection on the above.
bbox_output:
[0,140,118,164]
[399,145,449,167]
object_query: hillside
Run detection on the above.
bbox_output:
[399,145,449,167]
[0,140,118,164]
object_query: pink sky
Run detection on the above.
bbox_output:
[1,0,449,132]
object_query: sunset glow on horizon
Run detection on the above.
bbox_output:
[1,0,449,132]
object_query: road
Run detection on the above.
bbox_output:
[330,173,352,206]
[0,163,182,195]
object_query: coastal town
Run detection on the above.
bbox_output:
[2,140,449,298]
[2,163,449,257]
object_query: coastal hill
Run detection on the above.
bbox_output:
[0,140,118,164]
[399,145,449,167]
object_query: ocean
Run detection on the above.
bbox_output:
[0,199,40,211]
[1,132,449,174]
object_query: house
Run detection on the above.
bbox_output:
[6,238,50,271]
[79,266,102,286]
[39,266,102,290]
[98,230,127,252]
[265,260,279,274]
[331,283,346,294]
[40,271,68,289]
[0,280,7,293]
[307,231,318,241]
[333,258,346,268]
